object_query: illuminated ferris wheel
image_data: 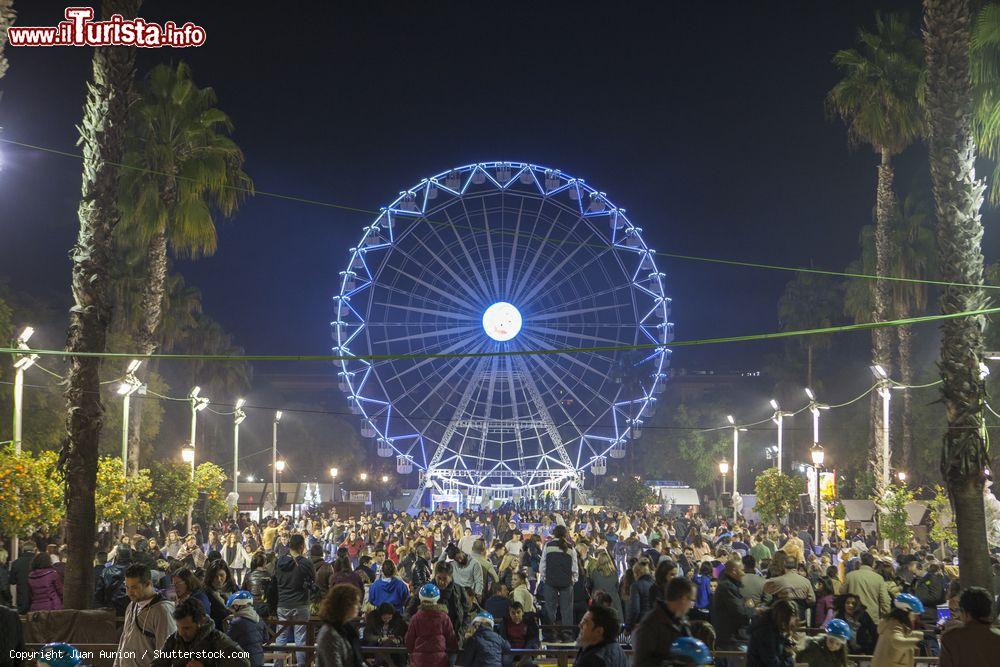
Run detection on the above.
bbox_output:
[333,162,673,508]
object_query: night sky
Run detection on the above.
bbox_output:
[2,0,995,381]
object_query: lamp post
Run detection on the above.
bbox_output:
[897,471,907,484]
[232,399,246,518]
[117,360,143,471]
[811,443,825,545]
[272,411,282,517]
[182,443,196,533]
[186,387,208,533]
[330,467,339,503]
[804,388,830,446]
[871,365,892,494]
[11,326,38,572]
[719,458,729,496]
[769,399,791,473]
[726,415,747,523]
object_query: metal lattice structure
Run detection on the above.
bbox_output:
[333,162,673,508]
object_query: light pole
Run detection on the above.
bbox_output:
[719,458,729,496]
[276,458,286,518]
[871,365,892,494]
[897,471,907,484]
[770,399,791,473]
[330,467,339,503]
[232,399,246,518]
[11,326,37,572]
[272,411,282,518]
[186,387,208,533]
[182,443,196,533]
[804,388,830,446]
[116,360,143,471]
[726,415,747,524]
[810,443,825,546]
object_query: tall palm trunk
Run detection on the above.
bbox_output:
[924,0,991,590]
[872,149,896,497]
[127,231,167,480]
[62,0,140,610]
[897,320,914,472]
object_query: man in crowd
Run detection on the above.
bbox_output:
[575,605,627,667]
[710,559,755,652]
[268,534,315,667]
[115,563,175,667]
[841,551,890,621]
[152,597,250,667]
[631,577,694,667]
[940,586,1000,666]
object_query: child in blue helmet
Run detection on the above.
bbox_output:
[458,612,512,667]
[795,618,851,667]
[405,583,459,667]
[871,593,924,667]
[225,591,269,667]
[666,637,712,665]
[37,643,84,667]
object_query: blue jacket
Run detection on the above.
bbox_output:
[458,627,512,667]
[227,607,268,667]
[693,574,711,609]
[368,576,410,614]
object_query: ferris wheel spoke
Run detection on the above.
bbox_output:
[441,206,494,301]
[510,208,565,306]
[478,196,503,296]
[520,242,615,310]
[378,258,479,313]
[368,300,477,323]
[523,324,626,346]
[514,214,595,306]
[521,331,615,383]
[405,342,489,417]
[404,230,487,304]
[504,198,527,297]
[517,335,596,419]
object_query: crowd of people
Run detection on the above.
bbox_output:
[4,505,1000,667]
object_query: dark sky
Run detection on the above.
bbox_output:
[1,0,994,378]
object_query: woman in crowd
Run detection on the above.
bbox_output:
[203,559,236,630]
[588,550,623,622]
[172,568,211,616]
[223,531,251,583]
[747,599,799,667]
[871,594,924,667]
[316,583,365,667]
[27,552,63,611]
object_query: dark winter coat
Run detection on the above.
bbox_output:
[408,580,467,637]
[710,575,754,648]
[10,554,32,614]
[795,636,848,667]
[630,600,691,667]
[411,557,433,591]
[625,574,655,628]
[243,568,271,617]
[574,639,628,667]
[268,553,315,609]
[226,606,269,667]
[316,622,364,667]
[746,612,795,667]
[0,604,26,667]
[152,619,251,667]
[458,627,512,667]
[405,602,458,667]
[27,568,62,611]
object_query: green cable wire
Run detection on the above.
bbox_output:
[3,136,999,293]
[3,305,996,364]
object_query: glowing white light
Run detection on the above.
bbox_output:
[482,302,522,342]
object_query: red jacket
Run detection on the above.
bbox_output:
[405,602,458,667]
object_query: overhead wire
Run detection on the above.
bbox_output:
[2,136,999,293]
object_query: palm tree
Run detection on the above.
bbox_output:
[888,191,936,471]
[0,0,14,82]
[117,61,251,475]
[777,273,842,389]
[827,11,925,496]
[971,4,1000,205]
[62,0,141,610]
[923,0,991,590]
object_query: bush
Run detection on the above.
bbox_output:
[754,468,805,524]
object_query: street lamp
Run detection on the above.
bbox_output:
[271,411,282,517]
[360,472,368,482]
[11,326,38,568]
[116,360,143,471]
[232,399,246,516]
[726,415,747,523]
[770,399,791,473]
[381,474,389,483]
[181,442,196,533]
[276,459,286,473]
[330,467,339,503]
[810,443,825,545]
[804,388,830,446]
[871,365,892,494]
[897,471,907,483]
[719,458,730,495]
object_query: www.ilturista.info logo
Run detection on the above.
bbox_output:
[7,7,206,48]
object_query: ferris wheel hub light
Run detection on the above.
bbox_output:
[482,302,522,342]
